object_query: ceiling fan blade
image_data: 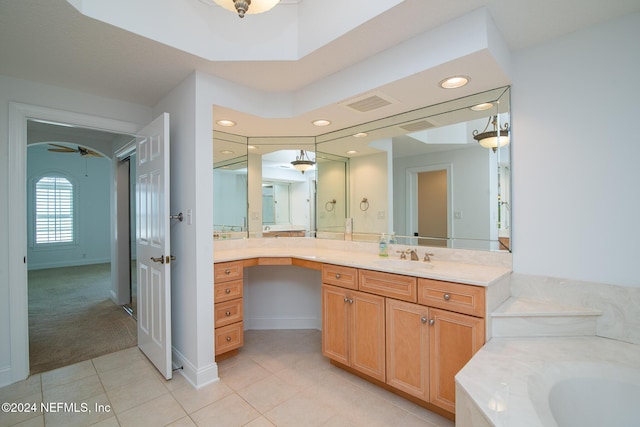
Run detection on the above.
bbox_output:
[48,143,76,152]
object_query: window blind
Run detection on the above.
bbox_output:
[35,176,74,244]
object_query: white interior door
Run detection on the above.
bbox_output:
[136,113,172,380]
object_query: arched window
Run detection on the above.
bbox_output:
[35,176,74,244]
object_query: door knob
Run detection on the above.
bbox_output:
[150,256,164,264]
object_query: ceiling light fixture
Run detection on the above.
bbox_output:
[473,115,510,152]
[312,119,331,127]
[353,132,368,138]
[470,102,493,111]
[439,75,470,89]
[216,119,236,127]
[291,150,315,174]
[213,0,280,18]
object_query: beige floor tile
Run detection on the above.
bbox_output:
[217,358,272,392]
[1,415,45,427]
[244,415,276,427]
[87,417,120,427]
[190,394,260,427]
[96,358,158,391]
[106,374,169,413]
[264,392,336,427]
[0,393,43,427]
[40,360,96,389]
[171,379,234,414]
[41,392,113,427]
[42,374,104,404]
[117,393,186,427]
[91,347,145,374]
[165,416,198,427]
[237,374,298,413]
[0,374,41,402]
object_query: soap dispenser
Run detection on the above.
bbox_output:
[378,233,388,257]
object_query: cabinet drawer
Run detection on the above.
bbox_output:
[214,279,243,303]
[322,264,358,290]
[214,261,243,282]
[359,269,417,302]
[214,298,244,328]
[215,321,244,355]
[418,279,485,317]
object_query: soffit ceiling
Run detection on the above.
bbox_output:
[1,0,639,137]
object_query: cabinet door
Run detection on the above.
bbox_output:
[351,291,386,382]
[429,308,485,413]
[321,284,350,366]
[386,299,429,401]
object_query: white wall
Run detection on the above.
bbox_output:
[26,145,111,269]
[350,152,388,235]
[511,12,640,288]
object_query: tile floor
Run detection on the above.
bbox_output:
[0,330,455,427]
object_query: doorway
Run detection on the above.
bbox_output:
[25,120,138,374]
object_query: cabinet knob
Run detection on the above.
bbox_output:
[335,273,341,279]
[344,297,349,303]
[429,319,435,325]
[225,288,231,294]
[348,299,354,304]
[443,293,451,301]
[225,269,231,275]
[225,311,231,316]
[421,317,428,323]
[226,336,232,342]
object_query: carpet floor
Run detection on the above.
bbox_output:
[28,263,137,375]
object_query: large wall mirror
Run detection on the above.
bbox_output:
[316,86,511,251]
[213,86,511,251]
[213,131,248,239]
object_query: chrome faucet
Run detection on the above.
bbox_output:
[409,249,419,261]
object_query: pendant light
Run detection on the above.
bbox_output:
[473,115,510,152]
[291,150,315,174]
[212,0,280,18]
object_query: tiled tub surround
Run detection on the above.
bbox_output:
[457,274,640,426]
[456,337,640,427]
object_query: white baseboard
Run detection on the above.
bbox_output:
[0,364,13,388]
[171,347,219,389]
[27,258,111,270]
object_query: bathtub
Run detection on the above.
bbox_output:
[528,362,640,427]
[455,337,640,427]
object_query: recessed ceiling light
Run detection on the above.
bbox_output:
[470,103,493,111]
[312,119,331,127]
[353,132,368,138]
[248,145,257,150]
[216,119,236,127]
[221,150,234,154]
[439,76,470,89]
[346,150,358,154]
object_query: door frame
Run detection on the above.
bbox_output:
[7,102,141,382]
[405,163,453,244]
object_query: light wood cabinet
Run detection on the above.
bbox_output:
[322,284,386,382]
[429,307,484,413]
[213,261,244,358]
[386,298,429,401]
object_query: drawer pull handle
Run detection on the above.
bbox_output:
[225,269,231,275]
[335,273,341,279]
[443,293,451,301]
[225,288,231,294]
[226,336,232,342]
[225,311,231,316]
[429,319,435,326]
[421,317,428,323]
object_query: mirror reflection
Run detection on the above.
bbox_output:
[316,86,511,251]
[213,132,248,239]
[246,138,316,238]
[212,86,511,251]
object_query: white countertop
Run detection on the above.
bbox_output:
[213,238,511,287]
[455,336,640,427]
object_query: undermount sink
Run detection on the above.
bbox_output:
[373,258,434,270]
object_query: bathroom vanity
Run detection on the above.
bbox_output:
[213,238,511,419]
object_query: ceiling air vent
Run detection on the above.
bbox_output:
[341,92,395,113]
[398,120,435,133]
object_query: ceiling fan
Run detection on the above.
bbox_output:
[47,143,103,157]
